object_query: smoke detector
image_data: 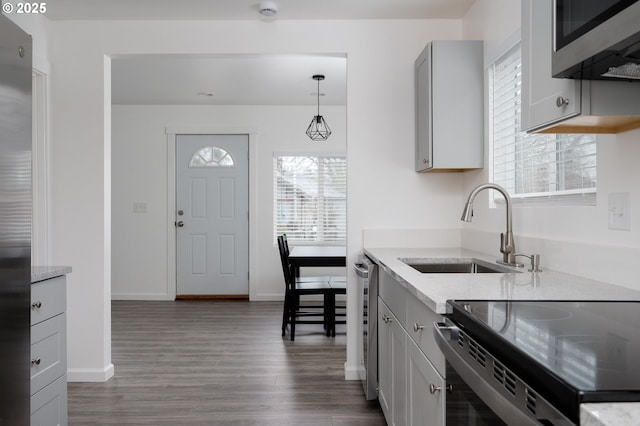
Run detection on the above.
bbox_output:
[258,1,278,17]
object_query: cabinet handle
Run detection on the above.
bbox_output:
[429,383,452,394]
[381,314,392,324]
[423,158,428,164]
[31,301,42,309]
[31,358,41,366]
[556,96,570,107]
[413,323,424,332]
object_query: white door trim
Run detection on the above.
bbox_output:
[165,126,258,300]
[32,65,51,266]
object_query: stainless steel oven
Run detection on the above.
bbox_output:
[443,360,508,426]
[434,319,561,425]
[435,300,640,426]
[354,255,378,400]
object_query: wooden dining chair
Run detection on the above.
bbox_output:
[282,233,332,282]
[328,277,346,337]
[278,235,333,341]
[282,234,347,336]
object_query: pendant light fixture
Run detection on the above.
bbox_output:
[306,74,331,141]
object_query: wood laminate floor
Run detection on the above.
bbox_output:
[68,300,385,426]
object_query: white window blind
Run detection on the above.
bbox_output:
[273,155,346,244]
[491,44,597,201]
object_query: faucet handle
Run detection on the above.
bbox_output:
[499,233,505,254]
[515,253,542,272]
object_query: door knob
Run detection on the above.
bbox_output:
[176,221,184,227]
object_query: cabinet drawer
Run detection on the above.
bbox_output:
[31,276,66,326]
[379,269,407,325]
[31,313,67,395]
[406,293,445,376]
[31,375,68,426]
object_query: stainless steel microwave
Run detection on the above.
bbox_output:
[552,0,640,80]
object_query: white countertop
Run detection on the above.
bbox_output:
[31,265,72,283]
[364,247,640,314]
[363,247,640,426]
[581,404,640,426]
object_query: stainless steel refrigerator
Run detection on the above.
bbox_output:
[0,14,32,426]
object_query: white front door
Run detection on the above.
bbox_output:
[176,134,249,296]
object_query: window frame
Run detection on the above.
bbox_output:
[273,153,346,245]
[487,40,597,207]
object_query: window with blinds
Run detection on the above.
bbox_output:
[273,155,346,244]
[490,44,597,202]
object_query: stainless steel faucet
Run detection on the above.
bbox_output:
[461,183,523,267]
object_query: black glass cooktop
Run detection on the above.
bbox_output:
[447,300,640,422]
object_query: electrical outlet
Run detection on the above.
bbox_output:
[608,193,631,231]
[133,201,148,213]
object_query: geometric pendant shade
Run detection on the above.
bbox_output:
[306,75,331,141]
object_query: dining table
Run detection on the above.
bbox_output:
[288,245,346,276]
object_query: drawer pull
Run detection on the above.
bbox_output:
[32,301,42,309]
[31,358,41,366]
[413,323,424,332]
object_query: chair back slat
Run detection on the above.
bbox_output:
[282,233,290,257]
[277,235,294,291]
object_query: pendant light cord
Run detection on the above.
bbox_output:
[316,77,320,117]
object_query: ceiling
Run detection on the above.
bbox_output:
[112,54,347,106]
[44,0,476,21]
[61,0,474,105]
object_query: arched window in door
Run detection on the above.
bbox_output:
[189,146,235,168]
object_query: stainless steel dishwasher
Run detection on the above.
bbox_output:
[354,255,378,400]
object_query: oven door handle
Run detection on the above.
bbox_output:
[433,322,542,426]
[353,263,369,278]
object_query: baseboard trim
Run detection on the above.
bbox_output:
[67,363,115,382]
[111,293,172,301]
[249,293,284,302]
[344,362,361,381]
[175,294,249,300]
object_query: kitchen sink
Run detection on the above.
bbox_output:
[400,258,520,274]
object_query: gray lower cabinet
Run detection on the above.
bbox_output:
[378,298,406,426]
[522,0,640,134]
[415,40,483,172]
[407,338,444,426]
[378,268,445,426]
[30,275,67,426]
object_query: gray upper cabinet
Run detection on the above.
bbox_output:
[521,0,581,131]
[415,40,483,172]
[522,0,640,134]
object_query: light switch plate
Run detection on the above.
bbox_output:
[133,201,148,213]
[608,192,631,231]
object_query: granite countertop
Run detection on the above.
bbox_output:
[363,247,640,426]
[31,265,72,283]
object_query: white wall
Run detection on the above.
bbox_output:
[461,1,640,290]
[111,104,346,301]
[48,18,464,381]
